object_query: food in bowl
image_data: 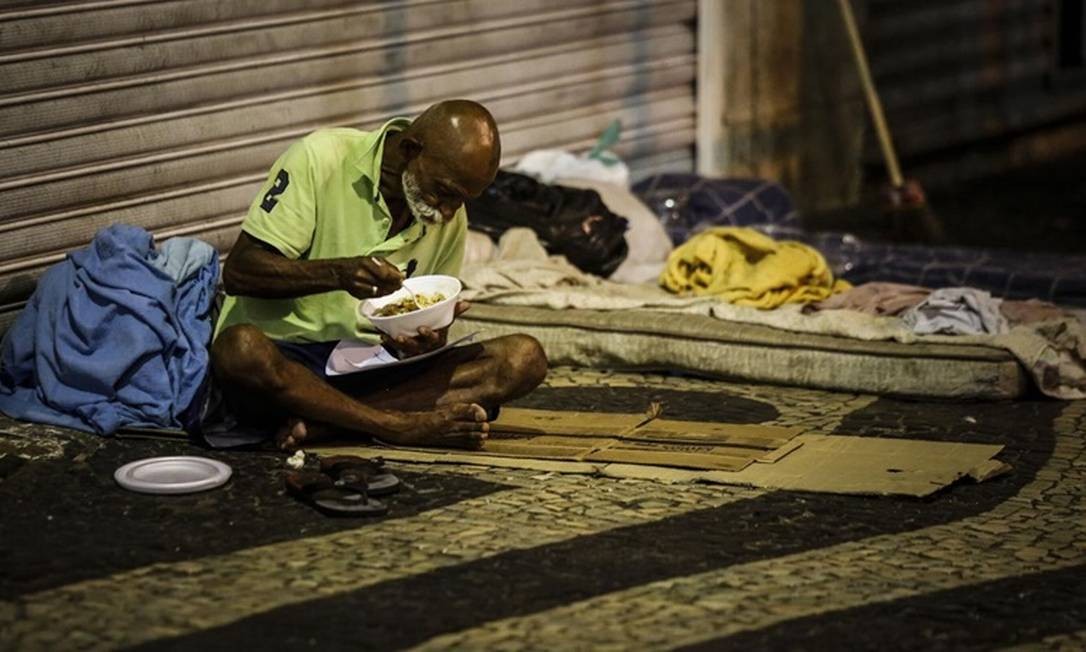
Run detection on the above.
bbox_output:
[360,274,463,339]
[373,292,447,317]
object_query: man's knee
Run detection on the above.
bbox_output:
[497,334,548,393]
[211,324,289,392]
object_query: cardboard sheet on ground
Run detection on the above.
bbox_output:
[455,407,803,472]
[310,407,1009,496]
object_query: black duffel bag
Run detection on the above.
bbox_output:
[465,170,629,278]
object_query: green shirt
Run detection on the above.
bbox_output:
[215,118,467,343]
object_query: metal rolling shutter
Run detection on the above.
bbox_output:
[0,0,697,333]
[864,0,1086,181]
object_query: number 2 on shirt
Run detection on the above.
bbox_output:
[260,169,290,212]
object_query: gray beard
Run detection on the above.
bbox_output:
[402,170,443,225]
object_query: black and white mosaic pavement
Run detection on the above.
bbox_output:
[1,367,1082,651]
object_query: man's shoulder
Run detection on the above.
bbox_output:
[288,128,373,185]
[297,128,370,163]
[301,127,371,148]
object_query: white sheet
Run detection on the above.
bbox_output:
[460,248,1086,399]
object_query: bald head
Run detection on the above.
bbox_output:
[403,100,501,188]
[392,100,501,224]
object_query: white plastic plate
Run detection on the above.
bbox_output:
[114,456,232,495]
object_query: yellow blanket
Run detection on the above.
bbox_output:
[661,227,850,309]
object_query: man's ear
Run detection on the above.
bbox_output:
[399,135,423,162]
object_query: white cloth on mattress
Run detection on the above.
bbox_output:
[460,243,1086,399]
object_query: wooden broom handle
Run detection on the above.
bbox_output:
[837,0,904,187]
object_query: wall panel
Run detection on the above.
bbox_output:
[864,0,1086,180]
[0,0,697,330]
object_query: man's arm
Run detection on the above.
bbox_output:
[221,136,401,300]
[222,232,403,299]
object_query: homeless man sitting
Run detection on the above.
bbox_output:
[212,99,548,451]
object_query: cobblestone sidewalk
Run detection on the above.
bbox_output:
[1,368,1082,650]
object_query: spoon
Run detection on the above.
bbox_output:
[400,259,420,307]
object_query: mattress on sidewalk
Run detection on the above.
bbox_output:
[451,304,1029,400]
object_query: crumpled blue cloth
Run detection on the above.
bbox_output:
[903,287,1009,336]
[0,225,218,435]
[153,236,217,285]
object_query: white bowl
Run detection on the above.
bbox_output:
[359,274,462,339]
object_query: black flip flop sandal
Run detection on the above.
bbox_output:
[320,455,402,497]
[285,471,388,517]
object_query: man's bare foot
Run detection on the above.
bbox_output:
[277,418,311,451]
[277,405,489,451]
[378,403,490,450]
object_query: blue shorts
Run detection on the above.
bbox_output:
[274,339,340,381]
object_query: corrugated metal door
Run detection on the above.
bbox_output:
[0,0,696,333]
[864,0,1086,182]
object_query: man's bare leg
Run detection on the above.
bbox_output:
[274,334,548,449]
[344,334,548,412]
[211,325,502,450]
[211,326,548,450]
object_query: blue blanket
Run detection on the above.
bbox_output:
[0,225,218,434]
[634,173,1086,307]
[632,174,800,244]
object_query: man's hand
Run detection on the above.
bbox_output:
[336,257,404,299]
[381,301,471,358]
